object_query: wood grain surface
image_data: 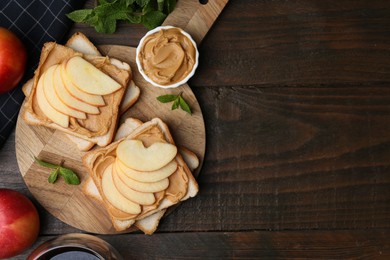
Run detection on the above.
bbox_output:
[15,45,204,234]
[15,230,389,259]
[1,0,390,258]
[14,0,229,234]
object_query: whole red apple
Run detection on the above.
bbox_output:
[0,189,40,259]
[0,27,27,94]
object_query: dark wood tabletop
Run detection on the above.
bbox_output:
[1,0,389,259]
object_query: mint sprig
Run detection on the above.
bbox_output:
[35,157,81,185]
[67,0,176,34]
[157,92,192,115]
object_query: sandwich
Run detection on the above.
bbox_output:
[82,117,199,234]
[21,32,136,147]
[22,32,141,151]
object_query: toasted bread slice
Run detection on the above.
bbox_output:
[21,39,131,147]
[82,118,199,232]
[66,32,140,118]
[66,32,101,55]
[83,140,199,234]
[21,33,140,149]
[134,144,199,235]
[64,78,140,151]
[23,77,141,151]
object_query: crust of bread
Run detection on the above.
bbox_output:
[66,32,100,56]
[83,118,199,235]
[23,79,139,151]
[134,210,166,235]
[21,33,140,150]
[119,80,140,115]
[82,176,102,202]
[82,118,199,232]
[22,79,140,151]
[22,78,34,97]
[21,38,131,147]
[114,118,143,141]
[178,146,200,172]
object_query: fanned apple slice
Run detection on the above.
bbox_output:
[116,158,177,183]
[116,140,177,172]
[65,56,122,95]
[35,72,69,128]
[101,164,141,215]
[60,62,105,107]
[42,65,87,119]
[53,65,100,115]
[112,165,156,205]
[116,166,169,193]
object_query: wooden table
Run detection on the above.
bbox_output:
[1,0,389,258]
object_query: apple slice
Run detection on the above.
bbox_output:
[116,140,177,172]
[60,62,105,107]
[116,158,177,183]
[101,163,141,215]
[65,56,122,95]
[112,165,156,205]
[35,71,69,128]
[53,65,100,115]
[42,65,87,119]
[116,166,169,193]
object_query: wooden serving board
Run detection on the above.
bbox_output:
[15,0,228,234]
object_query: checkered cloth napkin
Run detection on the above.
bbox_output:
[0,0,85,148]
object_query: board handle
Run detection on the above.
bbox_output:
[163,0,229,45]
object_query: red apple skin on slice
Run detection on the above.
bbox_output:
[52,65,100,115]
[42,65,86,119]
[60,62,105,107]
[112,165,156,206]
[35,71,69,128]
[101,164,141,215]
[116,158,177,183]
[65,56,122,95]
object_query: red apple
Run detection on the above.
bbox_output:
[0,27,27,94]
[0,189,40,259]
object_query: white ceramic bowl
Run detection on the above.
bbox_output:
[136,26,199,89]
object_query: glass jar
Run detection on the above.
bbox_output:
[27,233,123,260]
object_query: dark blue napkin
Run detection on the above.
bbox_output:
[0,0,85,148]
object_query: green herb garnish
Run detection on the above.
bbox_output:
[66,0,177,34]
[157,92,192,115]
[34,157,81,185]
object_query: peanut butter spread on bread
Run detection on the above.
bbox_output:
[23,42,131,138]
[83,119,190,222]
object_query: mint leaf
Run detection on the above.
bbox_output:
[157,0,164,11]
[66,9,93,22]
[165,0,176,13]
[141,10,167,30]
[48,168,59,184]
[157,92,193,115]
[59,167,80,185]
[157,94,178,103]
[126,13,142,24]
[136,0,150,7]
[67,0,175,33]
[93,1,132,33]
[125,0,136,5]
[99,0,117,4]
[34,157,80,185]
[179,96,192,115]
[172,99,180,110]
[35,157,59,169]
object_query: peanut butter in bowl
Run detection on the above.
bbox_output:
[136,26,199,89]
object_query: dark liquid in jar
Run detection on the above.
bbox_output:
[36,247,100,260]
